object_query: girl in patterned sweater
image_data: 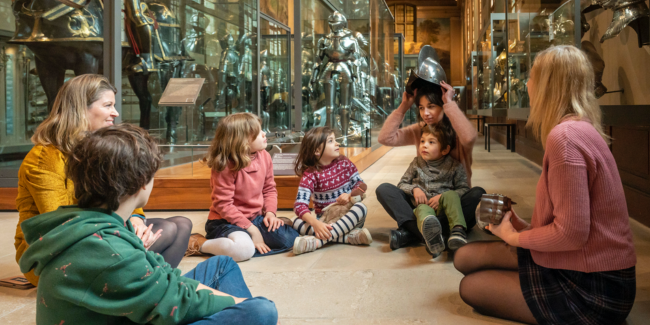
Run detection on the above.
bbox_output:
[292,127,372,255]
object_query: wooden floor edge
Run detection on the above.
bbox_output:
[0,146,393,211]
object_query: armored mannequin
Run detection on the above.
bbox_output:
[238,33,254,112]
[270,63,288,130]
[311,11,362,145]
[301,47,315,129]
[184,13,209,54]
[217,33,240,114]
[259,49,272,133]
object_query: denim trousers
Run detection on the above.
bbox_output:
[183,256,278,325]
[205,215,299,257]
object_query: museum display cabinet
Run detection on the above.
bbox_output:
[469,0,582,119]
[0,0,398,209]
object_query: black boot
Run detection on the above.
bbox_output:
[389,228,420,250]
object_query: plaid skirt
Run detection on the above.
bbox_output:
[518,248,636,325]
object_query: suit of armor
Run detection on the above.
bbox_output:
[301,49,315,129]
[311,11,362,145]
[238,33,254,112]
[260,50,272,133]
[271,64,288,130]
[217,33,240,114]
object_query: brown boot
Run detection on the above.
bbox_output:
[185,233,207,257]
[278,217,293,227]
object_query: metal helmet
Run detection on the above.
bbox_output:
[405,45,447,95]
[328,11,348,32]
[599,0,650,43]
[260,49,268,60]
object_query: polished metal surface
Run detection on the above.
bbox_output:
[405,45,447,94]
[310,11,364,144]
[599,0,650,43]
[476,194,515,231]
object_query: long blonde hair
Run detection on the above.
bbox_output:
[527,45,608,148]
[31,74,117,155]
[205,113,262,172]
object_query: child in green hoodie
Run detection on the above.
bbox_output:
[19,124,278,325]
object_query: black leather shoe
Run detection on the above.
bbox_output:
[389,228,419,250]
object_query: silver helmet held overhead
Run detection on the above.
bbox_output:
[328,11,348,32]
[405,45,447,95]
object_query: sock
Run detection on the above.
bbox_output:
[200,231,255,262]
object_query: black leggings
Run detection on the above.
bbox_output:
[148,216,192,268]
[376,183,485,239]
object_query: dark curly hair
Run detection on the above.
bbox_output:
[66,124,163,211]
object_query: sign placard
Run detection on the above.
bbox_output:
[272,153,298,176]
[159,78,205,106]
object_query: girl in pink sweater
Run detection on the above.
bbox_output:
[186,113,298,261]
[376,80,486,252]
[454,46,636,325]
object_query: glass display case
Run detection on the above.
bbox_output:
[471,0,582,119]
[0,0,399,182]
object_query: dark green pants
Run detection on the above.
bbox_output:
[414,191,466,233]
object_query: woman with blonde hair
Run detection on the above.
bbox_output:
[453,46,636,324]
[15,74,192,285]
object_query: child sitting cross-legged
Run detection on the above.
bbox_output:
[292,126,372,255]
[397,123,470,258]
[18,124,278,325]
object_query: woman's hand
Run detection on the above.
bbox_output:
[311,219,333,240]
[263,212,284,232]
[507,209,531,232]
[336,193,351,204]
[440,81,455,104]
[247,225,271,254]
[399,89,417,113]
[428,194,442,210]
[486,213,520,247]
[413,188,428,205]
[133,223,163,250]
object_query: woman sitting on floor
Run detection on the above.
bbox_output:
[454,45,637,325]
[15,74,192,285]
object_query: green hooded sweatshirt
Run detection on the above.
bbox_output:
[19,206,235,324]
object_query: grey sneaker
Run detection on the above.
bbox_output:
[421,216,445,258]
[448,227,468,251]
[293,236,320,255]
[348,228,373,245]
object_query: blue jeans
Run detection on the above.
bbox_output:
[205,215,299,257]
[183,256,278,325]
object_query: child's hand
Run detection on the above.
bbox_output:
[247,225,271,254]
[413,188,428,205]
[312,220,333,240]
[133,223,163,250]
[263,212,284,232]
[336,193,351,204]
[428,194,442,210]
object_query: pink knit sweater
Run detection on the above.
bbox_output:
[518,119,636,273]
[378,102,477,185]
[208,150,278,229]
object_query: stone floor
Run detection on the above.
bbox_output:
[0,138,649,324]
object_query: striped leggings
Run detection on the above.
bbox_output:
[292,202,367,246]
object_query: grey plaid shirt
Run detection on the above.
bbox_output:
[397,155,470,201]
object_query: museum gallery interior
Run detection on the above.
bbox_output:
[0,0,650,323]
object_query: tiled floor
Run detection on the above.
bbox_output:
[0,138,649,324]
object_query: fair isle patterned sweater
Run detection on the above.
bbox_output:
[294,157,365,218]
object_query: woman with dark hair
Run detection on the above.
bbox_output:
[15,74,192,285]
[376,80,485,253]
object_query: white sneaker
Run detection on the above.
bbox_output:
[293,236,320,255]
[348,228,373,245]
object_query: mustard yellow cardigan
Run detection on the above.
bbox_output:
[15,145,145,285]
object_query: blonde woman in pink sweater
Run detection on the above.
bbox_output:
[377,81,485,251]
[454,46,636,325]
